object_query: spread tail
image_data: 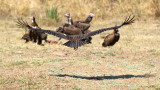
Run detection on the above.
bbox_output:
[63,41,86,49]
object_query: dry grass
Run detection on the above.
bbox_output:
[0,0,160,25]
[0,0,160,89]
[0,15,160,89]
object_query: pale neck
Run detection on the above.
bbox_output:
[67,17,72,25]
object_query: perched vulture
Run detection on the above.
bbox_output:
[62,13,93,43]
[102,27,120,47]
[65,13,94,32]
[17,15,135,50]
[28,16,48,45]
[21,33,48,43]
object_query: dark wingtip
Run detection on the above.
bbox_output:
[16,18,30,29]
[122,15,135,26]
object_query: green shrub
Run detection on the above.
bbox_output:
[46,7,59,22]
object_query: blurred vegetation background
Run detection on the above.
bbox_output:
[0,0,160,26]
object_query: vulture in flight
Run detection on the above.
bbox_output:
[17,16,135,50]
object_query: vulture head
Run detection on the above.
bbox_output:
[88,13,94,18]
[83,13,94,24]
[65,13,70,18]
[29,16,35,22]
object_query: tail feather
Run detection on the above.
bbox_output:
[63,41,86,49]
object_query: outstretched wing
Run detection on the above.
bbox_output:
[83,15,135,39]
[16,18,72,40]
[16,15,135,41]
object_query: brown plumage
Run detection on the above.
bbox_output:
[55,24,82,42]
[56,24,82,35]
[62,24,82,35]
[76,13,94,24]
[21,32,48,43]
[81,30,92,44]
[102,28,120,47]
[73,13,94,31]
[17,15,135,50]
[59,13,93,43]
[73,21,90,32]
[67,13,94,43]
[56,18,82,36]
[28,16,48,45]
[65,13,94,32]
[21,33,31,43]
[56,25,92,44]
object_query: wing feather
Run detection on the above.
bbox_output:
[16,18,72,40]
[28,27,72,40]
[16,15,135,42]
[82,15,135,39]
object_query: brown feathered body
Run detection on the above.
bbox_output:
[73,21,90,32]
[22,32,48,43]
[78,14,94,24]
[81,30,92,44]
[63,25,82,35]
[56,25,92,44]
[56,22,82,35]
[21,33,31,43]
[72,14,93,43]
[28,16,48,45]
[102,28,120,47]
[73,14,93,32]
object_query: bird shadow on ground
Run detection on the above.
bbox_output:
[50,73,154,80]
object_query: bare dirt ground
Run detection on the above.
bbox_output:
[0,18,160,90]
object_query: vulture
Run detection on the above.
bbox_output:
[21,33,48,43]
[59,13,93,43]
[55,14,82,41]
[60,24,82,35]
[56,14,83,36]
[65,13,94,32]
[75,13,94,24]
[28,16,48,45]
[55,24,83,42]
[102,27,120,47]
[17,15,135,50]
